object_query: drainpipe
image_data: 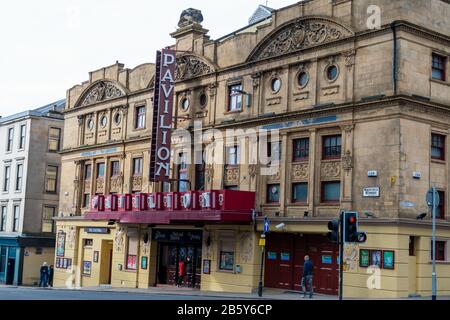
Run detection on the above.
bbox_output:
[391,21,398,96]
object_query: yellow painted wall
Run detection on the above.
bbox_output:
[22,247,55,286]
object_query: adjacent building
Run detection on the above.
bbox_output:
[0,100,64,285]
[55,0,450,298]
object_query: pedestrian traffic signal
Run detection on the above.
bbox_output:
[327,218,339,244]
[343,212,367,243]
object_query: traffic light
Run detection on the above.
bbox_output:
[327,218,339,244]
[343,212,367,243]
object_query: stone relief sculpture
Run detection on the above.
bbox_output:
[115,227,125,253]
[249,18,353,61]
[67,227,76,250]
[175,55,214,81]
[178,8,204,28]
[78,81,126,107]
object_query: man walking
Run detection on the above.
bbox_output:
[301,255,314,298]
[39,262,49,288]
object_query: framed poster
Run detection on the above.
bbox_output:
[219,252,234,271]
[383,251,395,270]
[93,251,99,263]
[360,249,370,268]
[56,232,66,257]
[126,255,137,270]
[141,256,148,270]
[83,261,92,275]
[371,250,382,267]
[203,260,211,274]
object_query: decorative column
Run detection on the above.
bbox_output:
[280,133,288,217]
[121,105,129,141]
[341,124,355,210]
[308,129,317,215]
[252,72,261,117]
[343,49,356,101]
[73,160,83,215]
[77,115,85,147]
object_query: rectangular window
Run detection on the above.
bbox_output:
[15,164,23,191]
[13,205,19,232]
[96,163,105,179]
[195,162,205,191]
[267,141,281,162]
[177,153,188,192]
[226,146,239,166]
[45,165,58,193]
[431,134,446,161]
[228,83,243,112]
[3,166,11,192]
[19,125,26,149]
[267,184,280,204]
[1,206,6,232]
[135,106,146,129]
[321,181,341,203]
[432,53,446,81]
[323,135,342,160]
[83,194,90,209]
[292,183,308,203]
[434,241,446,261]
[84,164,92,180]
[7,128,13,152]
[110,161,120,177]
[126,228,138,270]
[133,158,143,176]
[437,191,446,219]
[42,206,55,233]
[293,138,310,161]
[219,235,235,271]
[409,236,416,257]
[48,127,61,152]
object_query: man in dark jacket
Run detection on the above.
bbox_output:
[48,265,54,287]
[39,262,49,288]
[301,255,314,298]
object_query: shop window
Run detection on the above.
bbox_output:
[267,184,280,204]
[126,228,138,270]
[292,183,308,203]
[323,135,342,160]
[432,53,446,81]
[431,133,446,161]
[83,239,93,247]
[321,181,341,203]
[219,234,235,271]
[293,138,309,162]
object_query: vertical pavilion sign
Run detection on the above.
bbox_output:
[150,49,176,182]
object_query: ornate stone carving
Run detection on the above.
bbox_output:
[178,8,204,28]
[67,227,76,250]
[176,55,214,81]
[224,166,240,185]
[132,176,143,191]
[110,174,123,193]
[342,150,353,172]
[252,72,262,89]
[73,179,80,191]
[292,163,309,181]
[84,180,91,191]
[208,82,217,97]
[267,167,281,183]
[96,178,104,193]
[115,227,125,253]
[321,161,341,180]
[77,115,84,125]
[249,18,353,62]
[249,164,258,178]
[239,232,253,263]
[78,81,126,107]
[205,164,214,182]
[344,49,356,68]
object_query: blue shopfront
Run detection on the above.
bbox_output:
[0,236,55,285]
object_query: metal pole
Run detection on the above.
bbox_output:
[258,245,265,297]
[339,212,344,301]
[432,186,437,301]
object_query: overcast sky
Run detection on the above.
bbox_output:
[0,0,296,116]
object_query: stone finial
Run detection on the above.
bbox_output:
[178,8,204,28]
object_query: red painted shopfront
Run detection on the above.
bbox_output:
[265,233,338,295]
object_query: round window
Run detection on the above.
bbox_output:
[181,98,190,111]
[100,116,107,127]
[114,113,121,125]
[326,65,339,81]
[87,119,94,130]
[297,72,309,88]
[271,78,281,93]
[199,93,208,107]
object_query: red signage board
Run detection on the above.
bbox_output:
[150,49,177,182]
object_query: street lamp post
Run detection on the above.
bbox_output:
[432,186,437,301]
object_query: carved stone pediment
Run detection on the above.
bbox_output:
[175,55,215,81]
[248,17,354,62]
[77,81,126,107]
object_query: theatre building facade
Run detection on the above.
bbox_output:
[54,0,450,298]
